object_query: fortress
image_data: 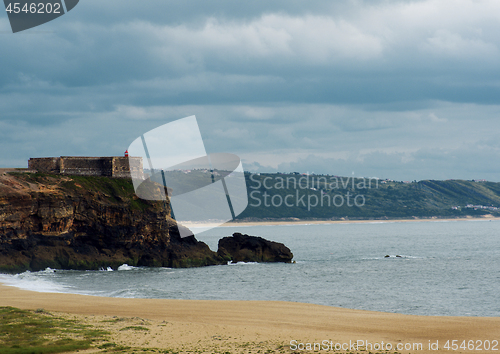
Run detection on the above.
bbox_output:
[28,156,143,178]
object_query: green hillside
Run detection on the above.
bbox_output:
[236,172,500,220]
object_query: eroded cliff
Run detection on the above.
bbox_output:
[0,172,225,273]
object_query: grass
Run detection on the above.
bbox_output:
[120,325,150,331]
[60,174,154,211]
[8,171,155,212]
[0,306,109,354]
[0,307,284,354]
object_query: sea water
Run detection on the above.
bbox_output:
[1,219,499,317]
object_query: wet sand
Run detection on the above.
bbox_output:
[1,283,498,353]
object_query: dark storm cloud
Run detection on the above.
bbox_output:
[70,0,345,26]
[1,0,500,181]
[3,0,500,104]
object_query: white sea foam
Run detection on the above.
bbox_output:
[99,267,114,271]
[227,261,259,265]
[41,267,56,273]
[0,270,68,293]
[117,264,138,271]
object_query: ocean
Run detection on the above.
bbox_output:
[1,219,499,317]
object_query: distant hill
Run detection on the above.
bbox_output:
[235,172,500,220]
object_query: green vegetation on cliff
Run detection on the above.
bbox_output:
[237,172,500,220]
[9,172,153,212]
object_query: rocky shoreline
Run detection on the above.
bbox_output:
[0,172,292,273]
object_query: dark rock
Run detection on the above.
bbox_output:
[0,173,225,273]
[217,232,293,263]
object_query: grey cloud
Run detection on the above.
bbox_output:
[2,0,500,105]
[275,145,500,182]
[69,0,345,26]
[1,101,500,181]
[1,0,500,182]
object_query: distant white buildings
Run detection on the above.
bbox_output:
[452,204,499,211]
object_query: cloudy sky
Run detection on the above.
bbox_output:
[1,0,500,181]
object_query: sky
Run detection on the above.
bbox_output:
[1,0,500,181]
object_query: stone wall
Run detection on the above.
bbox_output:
[28,157,61,173]
[112,157,143,178]
[61,157,113,176]
[28,156,143,178]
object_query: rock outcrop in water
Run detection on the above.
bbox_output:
[0,172,226,273]
[217,232,293,263]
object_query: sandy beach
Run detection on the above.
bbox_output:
[184,215,500,229]
[1,283,498,353]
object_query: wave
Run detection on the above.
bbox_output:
[117,264,139,271]
[0,268,68,293]
[99,266,114,271]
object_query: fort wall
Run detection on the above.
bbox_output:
[27,157,61,174]
[28,156,143,178]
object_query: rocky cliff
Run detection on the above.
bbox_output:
[0,172,225,273]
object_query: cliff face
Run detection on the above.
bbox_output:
[0,172,225,273]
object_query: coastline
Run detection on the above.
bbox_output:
[1,284,499,354]
[190,215,500,228]
[1,210,499,352]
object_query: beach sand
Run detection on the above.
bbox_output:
[181,216,500,229]
[1,283,498,353]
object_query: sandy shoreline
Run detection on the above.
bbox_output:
[182,216,500,229]
[1,216,499,353]
[1,283,498,353]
